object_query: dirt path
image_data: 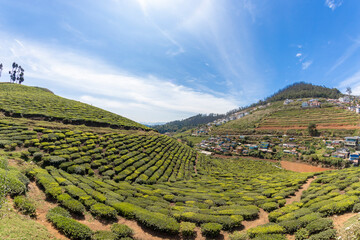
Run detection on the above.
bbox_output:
[331,212,358,232]
[286,177,316,205]
[242,208,269,231]
[27,181,69,240]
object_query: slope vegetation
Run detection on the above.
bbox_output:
[0,83,150,131]
[214,101,360,135]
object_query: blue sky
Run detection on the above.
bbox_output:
[0,0,359,123]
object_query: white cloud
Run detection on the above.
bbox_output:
[302,60,313,70]
[0,36,237,122]
[338,70,360,95]
[296,53,302,58]
[325,0,343,11]
[328,38,360,73]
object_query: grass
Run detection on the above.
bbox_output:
[0,83,150,131]
[0,201,57,240]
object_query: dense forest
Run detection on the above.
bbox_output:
[264,82,342,102]
[153,113,224,133]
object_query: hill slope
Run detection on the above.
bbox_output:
[213,100,360,135]
[0,83,150,131]
[264,82,341,102]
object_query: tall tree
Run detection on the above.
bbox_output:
[8,62,25,84]
[0,63,3,78]
[346,87,352,96]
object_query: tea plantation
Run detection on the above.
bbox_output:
[0,83,150,130]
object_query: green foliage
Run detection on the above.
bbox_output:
[111,223,133,238]
[262,202,279,212]
[92,231,117,240]
[247,223,285,238]
[308,229,336,240]
[229,232,249,240]
[305,218,333,234]
[46,206,93,239]
[90,203,117,219]
[13,195,36,217]
[180,222,196,238]
[295,228,309,240]
[201,222,222,238]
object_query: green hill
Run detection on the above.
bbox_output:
[213,100,360,136]
[264,82,341,102]
[0,83,150,131]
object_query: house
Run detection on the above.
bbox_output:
[332,149,349,159]
[309,99,321,108]
[339,96,351,103]
[259,142,270,150]
[284,99,293,105]
[356,106,360,114]
[349,153,360,161]
[301,102,309,108]
[283,143,298,148]
[345,137,360,148]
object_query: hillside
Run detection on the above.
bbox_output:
[153,113,224,133]
[264,82,342,102]
[0,83,359,240]
[213,100,360,136]
[0,83,150,131]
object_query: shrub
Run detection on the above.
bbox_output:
[252,234,286,240]
[61,199,86,215]
[90,203,117,219]
[295,228,309,240]
[0,168,28,196]
[229,232,249,240]
[180,222,196,238]
[278,219,301,233]
[247,223,285,238]
[13,195,36,217]
[318,196,358,216]
[201,223,222,238]
[111,223,133,238]
[47,206,92,239]
[262,202,279,212]
[33,152,43,161]
[308,229,336,240]
[92,230,117,240]
[353,203,360,212]
[306,218,333,234]
[297,213,322,226]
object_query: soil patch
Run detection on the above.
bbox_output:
[280,161,331,173]
[332,212,358,232]
[242,208,269,231]
[286,177,316,205]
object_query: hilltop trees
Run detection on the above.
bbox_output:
[9,62,25,84]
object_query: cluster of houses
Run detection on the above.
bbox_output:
[327,96,360,113]
[197,135,360,164]
[283,98,321,108]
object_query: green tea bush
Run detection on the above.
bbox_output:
[318,196,358,216]
[61,198,86,215]
[295,228,309,240]
[110,223,133,238]
[305,218,333,234]
[90,203,117,219]
[180,222,196,238]
[262,202,279,212]
[0,168,28,196]
[229,232,249,240]
[278,219,301,233]
[308,229,336,240]
[247,223,285,238]
[252,234,286,240]
[353,203,360,212]
[92,231,117,240]
[47,206,93,239]
[201,222,222,238]
[13,195,36,217]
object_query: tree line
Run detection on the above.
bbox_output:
[0,62,25,84]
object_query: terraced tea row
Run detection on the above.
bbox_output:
[0,83,150,130]
[0,120,196,184]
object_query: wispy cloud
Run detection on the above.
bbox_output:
[296,53,302,58]
[302,60,313,70]
[328,37,360,73]
[325,0,343,11]
[0,36,237,122]
[338,70,360,95]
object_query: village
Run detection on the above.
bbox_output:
[197,134,360,168]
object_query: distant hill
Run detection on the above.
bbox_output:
[153,113,224,133]
[264,82,342,103]
[0,83,150,131]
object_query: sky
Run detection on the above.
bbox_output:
[0,0,360,123]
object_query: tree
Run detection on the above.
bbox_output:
[0,63,3,78]
[308,123,318,136]
[346,87,352,96]
[8,62,24,84]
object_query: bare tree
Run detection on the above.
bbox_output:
[0,63,3,78]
